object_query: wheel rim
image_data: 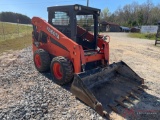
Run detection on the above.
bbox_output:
[53,62,63,80]
[35,54,41,68]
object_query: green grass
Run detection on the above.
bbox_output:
[0,22,32,54]
[0,34,32,53]
[128,33,156,40]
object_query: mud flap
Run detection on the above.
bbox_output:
[71,61,144,117]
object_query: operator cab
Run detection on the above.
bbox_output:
[47,4,100,50]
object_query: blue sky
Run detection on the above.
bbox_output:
[0,0,159,20]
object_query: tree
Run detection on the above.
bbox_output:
[100,8,110,21]
[101,0,160,27]
[0,12,31,24]
[141,0,154,25]
[137,11,143,26]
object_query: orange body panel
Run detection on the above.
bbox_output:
[32,17,109,73]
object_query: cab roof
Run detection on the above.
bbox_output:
[47,4,101,15]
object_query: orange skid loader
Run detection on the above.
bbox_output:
[32,4,145,118]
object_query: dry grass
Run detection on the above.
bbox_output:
[0,22,32,54]
[128,33,156,40]
[0,34,32,54]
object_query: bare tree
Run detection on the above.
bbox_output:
[101,0,160,26]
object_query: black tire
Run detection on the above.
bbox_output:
[33,49,51,72]
[50,56,74,85]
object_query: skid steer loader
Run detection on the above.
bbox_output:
[32,4,145,118]
[155,21,160,45]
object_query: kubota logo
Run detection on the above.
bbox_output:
[47,26,59,39]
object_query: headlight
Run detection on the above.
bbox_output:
[97,11,100,14]
[74,5,79,10]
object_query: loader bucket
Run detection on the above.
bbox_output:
[71,61,144,117]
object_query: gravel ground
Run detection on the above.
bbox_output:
[0,33,160,120]
[0,47,101,120]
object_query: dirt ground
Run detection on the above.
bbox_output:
[0,32,160,120]
[107,33,160,92]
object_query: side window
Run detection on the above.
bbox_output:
[32,25,39,41]
[76,15,94,31]
[52,11,70,25]
[38,31,48,43]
